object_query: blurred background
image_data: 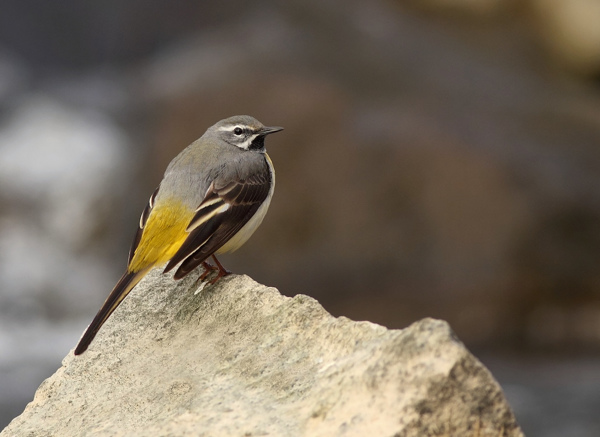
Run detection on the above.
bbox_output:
[0,0,599,435]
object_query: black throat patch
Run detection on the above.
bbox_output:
[249,135,265,150]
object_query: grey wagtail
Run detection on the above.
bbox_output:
[74,115,282,355]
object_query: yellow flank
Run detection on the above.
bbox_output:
[128,199,195,273]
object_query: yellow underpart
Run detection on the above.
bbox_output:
[128,199,195,273]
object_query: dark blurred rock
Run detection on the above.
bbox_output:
[126,1,600,351]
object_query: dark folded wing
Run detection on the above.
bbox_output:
[164,172,271,279]
[127,185,160,265]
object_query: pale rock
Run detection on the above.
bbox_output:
[2,269,523,436]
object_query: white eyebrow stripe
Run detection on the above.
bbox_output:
[218,125,244,132]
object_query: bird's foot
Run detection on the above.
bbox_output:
[208,255,231,284]
[198,261,218,282]
[193,263,214,294]
[196,257,231,285]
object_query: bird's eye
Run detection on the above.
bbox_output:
[234,127,244,135]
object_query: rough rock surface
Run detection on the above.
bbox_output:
[2,269,523,437]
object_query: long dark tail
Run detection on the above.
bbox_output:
[74,269,148,355]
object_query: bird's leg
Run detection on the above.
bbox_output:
[209,255,231,284]
[198,261,217,283]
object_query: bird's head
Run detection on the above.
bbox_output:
[212,115,283,151]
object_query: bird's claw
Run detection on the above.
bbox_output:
[197,257,231,285]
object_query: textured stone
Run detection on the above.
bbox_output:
[2,269,523,436]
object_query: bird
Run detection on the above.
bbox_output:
[74,115,283,355]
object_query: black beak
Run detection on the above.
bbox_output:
[260,126,284,136]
